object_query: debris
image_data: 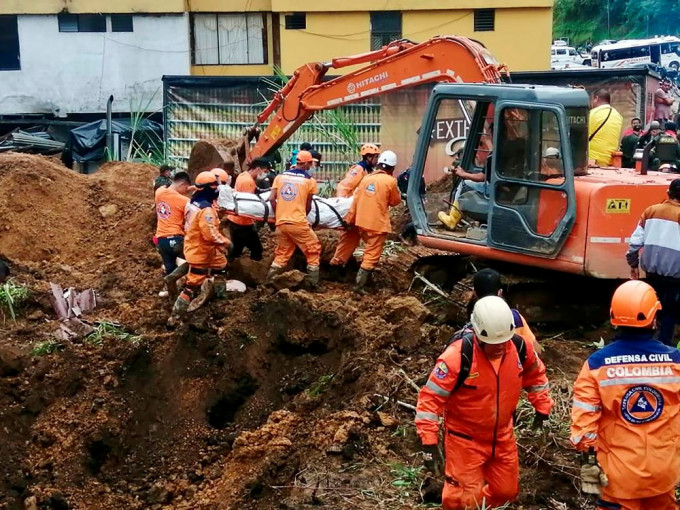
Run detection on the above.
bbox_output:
[377,411,399,428]
[269,270,306,291]
[98,204,119,218]
[225,280,247,293]
[24,496,38,510]
[49,283,97,339]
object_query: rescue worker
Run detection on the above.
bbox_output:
[470,268,541,353]
[212,168,230,185]
[335,143,380,198]
[153,164,174,192]
[154,171,191,297]
[415,296,553,510]
[330,150,402,290]
[268,150,322,287]
[626,178,680,345]
[168,172,232,326]
[589,89,623,166]
[649,123,680,171]
[570,280,680,510]
[637,121,662,149]
[227,158,271,261]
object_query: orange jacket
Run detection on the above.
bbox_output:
[345,170,401,234]
[229,172,257,226]
[415,333,552,447]
[272,169,318,226]
[571,333,680,499]
[183,203,230,266]
[155,186,189,238]
[336,162,369,198]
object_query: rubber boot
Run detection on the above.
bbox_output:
[438,203,462,230]
[267,265,284,282]
[354,268,371,293]
[167,295,190,328]
[307,265,320,289]
[163,263,189,298]
[187,278,215,313]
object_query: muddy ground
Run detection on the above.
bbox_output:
[0,154,609,509]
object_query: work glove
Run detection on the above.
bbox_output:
[580,451,608,495]
[421,444,444,477]
[532,412,550,429]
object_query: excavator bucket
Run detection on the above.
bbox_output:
[186,126,260,182]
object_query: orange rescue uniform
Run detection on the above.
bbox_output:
[416,333,552,509]
[229,172,257,226]
[336,162,370,198]
[571,332,680,510]
[331,170,401,270]
[271,169,321,268]
[182,203,230,292]
[155,186,189,238]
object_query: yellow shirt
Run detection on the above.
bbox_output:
[588,104,623,166]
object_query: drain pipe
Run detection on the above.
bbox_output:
[106,95,114,160]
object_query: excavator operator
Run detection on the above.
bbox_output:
[336,143,381,198]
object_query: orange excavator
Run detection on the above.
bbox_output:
[247,36,676,288]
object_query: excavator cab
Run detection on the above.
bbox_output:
[409,83,590,258]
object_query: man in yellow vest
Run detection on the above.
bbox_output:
[589,89,623,166]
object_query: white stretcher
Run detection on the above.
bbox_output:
[216,185,352,229]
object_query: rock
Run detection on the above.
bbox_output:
[0,346,23,377]
[98,204,119,218]
[377,411,399,428]
[26,310,45,321]
[270,270,306,291]
[384,296,431,324]
[147,483,170,505]
[24,496,37,510]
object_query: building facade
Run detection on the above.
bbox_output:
[0,0,552,115]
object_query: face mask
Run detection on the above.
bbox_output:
[256,173,267,182]
[633,126,642,132]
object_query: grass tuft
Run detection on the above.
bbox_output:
[0,280,30,322]
[31,340,63,357]
[85,321,142,347]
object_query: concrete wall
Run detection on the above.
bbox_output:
[0,14,190,115]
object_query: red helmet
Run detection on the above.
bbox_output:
[610,280,661,328]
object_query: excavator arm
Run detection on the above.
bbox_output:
[249,36,508,160]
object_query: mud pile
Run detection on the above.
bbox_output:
[0,153,597,510]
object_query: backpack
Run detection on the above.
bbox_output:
[452,310,527,393]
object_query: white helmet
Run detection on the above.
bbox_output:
[378,150,398,167]
[471,296,515,344]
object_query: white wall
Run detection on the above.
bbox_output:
[0,14,190,115]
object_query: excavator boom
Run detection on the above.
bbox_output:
[250,36,508,160]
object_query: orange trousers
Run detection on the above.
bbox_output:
[330,228,387,270]
[272,223,321,268]
[598,490,679,510]
[442,433,519,510]
[180,253,227,301]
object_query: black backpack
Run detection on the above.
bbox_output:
[451,324,528,393]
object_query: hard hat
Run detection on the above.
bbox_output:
[471,295,515,344]
[610,280,661,328]
[378,150,398,167]
[212,168,229,184]
[195,171,219,188]
[296,150,318,163]
[360,143,380,156]
[544,147,561,158]
[650,121,661,130]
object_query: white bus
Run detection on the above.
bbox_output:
[551,40,590,69]
[591,36,680,69]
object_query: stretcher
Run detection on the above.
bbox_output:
[216,185,351,229]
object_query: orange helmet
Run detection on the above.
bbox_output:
[360,143,380,156]
[195,171,218,188]
[212,168,229,184]
[610,280,662,328]
[296,150,317,163]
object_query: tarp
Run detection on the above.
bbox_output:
[63,118,162,163]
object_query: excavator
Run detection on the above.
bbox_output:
[241,36,676,318]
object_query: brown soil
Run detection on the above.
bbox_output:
[0,153,603,510]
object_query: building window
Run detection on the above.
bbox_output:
[111,14,133,33]
[192,13,266,65]
[0,15,20,71]
[370,11,401,51]
[58,13,107,33]
[474,9,495,32]
[284,13,306,30]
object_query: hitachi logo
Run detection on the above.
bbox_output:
[347,72,389,94]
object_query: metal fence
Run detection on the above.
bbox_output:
[163,76,381,182]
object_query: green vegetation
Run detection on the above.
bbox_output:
[0,280,30,322]
[30,340,63,357]
[389,463,423,489]
[306,373,335,397]
[85,321,142,347]
[554,0,680,46]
